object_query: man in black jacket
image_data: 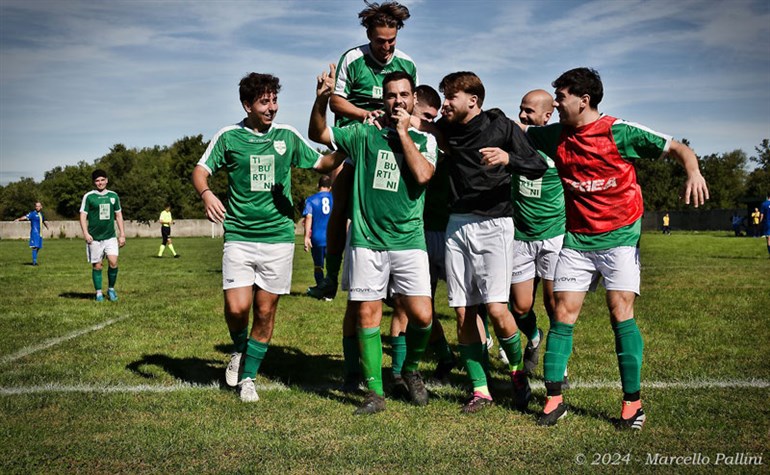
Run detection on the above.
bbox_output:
[437,71,546,413]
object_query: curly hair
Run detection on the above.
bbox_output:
[239,73,281,104]
[358,1,410,31]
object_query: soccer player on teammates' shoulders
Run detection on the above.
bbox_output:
[79,169,126,302]
[308,0,417,301]
[436,71,548,413]
[523,67,709,429]
[192,72,337,403]
[310,66,437,414]
[15,201,49,266]
[507,89,569,387]
[306,0,419,397]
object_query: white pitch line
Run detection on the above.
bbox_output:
[1,379,767,395]
[0,316,128,365]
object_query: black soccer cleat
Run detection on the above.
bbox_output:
[306,277,338,300]
[616,407,646,431]
[402,370,428,406]
[354,391,386,415]
[537,397,568,426]
[390,374,410,401]
[523,328,543,375]
[461,392,494,414]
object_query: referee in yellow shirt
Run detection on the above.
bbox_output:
[158,204,179,258]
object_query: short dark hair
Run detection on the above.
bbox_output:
[439,71,485,107]
[239,73,281,105]
[318,175,332,188]
[359,1,410,31]
[552,67,604,108]
[92,169,107,180]
[383,71,414,93]
[415,85,440,110]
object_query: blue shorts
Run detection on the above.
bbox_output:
[29,232,43,249]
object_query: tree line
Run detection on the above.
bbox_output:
[1,136,768,222]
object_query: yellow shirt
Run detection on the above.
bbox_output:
[159,210,173,227]
[663,215,670,226]
[751,211,760,225]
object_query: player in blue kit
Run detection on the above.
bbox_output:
[15,201,49,266]
[303,175,334,289]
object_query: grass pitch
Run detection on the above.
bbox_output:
[1,232,768,473]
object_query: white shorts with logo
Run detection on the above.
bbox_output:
[511,234,564,283]
[347,247,431,301]
[222,241,294,294]
[86,238,119,263]
[445,214,514,307]
[425,229,447,284]
[553,246,640,294]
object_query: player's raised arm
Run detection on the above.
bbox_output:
[309,64,336,148]
[668,140,709,208]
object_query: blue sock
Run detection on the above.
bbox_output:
[31,249,38,264]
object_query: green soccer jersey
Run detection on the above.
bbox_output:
[198,121,321,243]
[80,189,122,241]
[512,151,565,241]
[330,123,438,251]
[334,44,418,127]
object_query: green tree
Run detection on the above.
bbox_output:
[745,139,770,200]
[699,149,748,209]
[0,178,40,220]
[39,162,93,218]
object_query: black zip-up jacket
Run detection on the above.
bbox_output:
[437,108,547,217]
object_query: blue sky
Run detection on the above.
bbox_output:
[1,0,768,184]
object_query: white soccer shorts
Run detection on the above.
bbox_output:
[86,237,119,263]
[222,241,294,294]
[553,246,641,294]
[445,214,514,307]
[347,247,431,301]
[511,234,564,283]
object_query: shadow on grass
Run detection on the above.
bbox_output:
[59,291,96,300]
[126,354,224,387]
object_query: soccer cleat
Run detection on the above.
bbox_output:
[238,377,259,402]
[537,396,567,426]
[462,391,494,414]
[225,352,243,387]
[431,357,456,384]
[523,328,543,375]
[306,277,338,300]
[390,374,410,401]
[402,370,428,406]
[616,408,646,430]
[354,391,386,415]
[107,289,118,302]
[95,293,104,302]
[511,370,532,410]
[617,400,646,430]
[173,254,180,258]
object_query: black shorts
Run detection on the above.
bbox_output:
[161,226,171,244]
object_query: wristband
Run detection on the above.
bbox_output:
[199,188,211,198]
